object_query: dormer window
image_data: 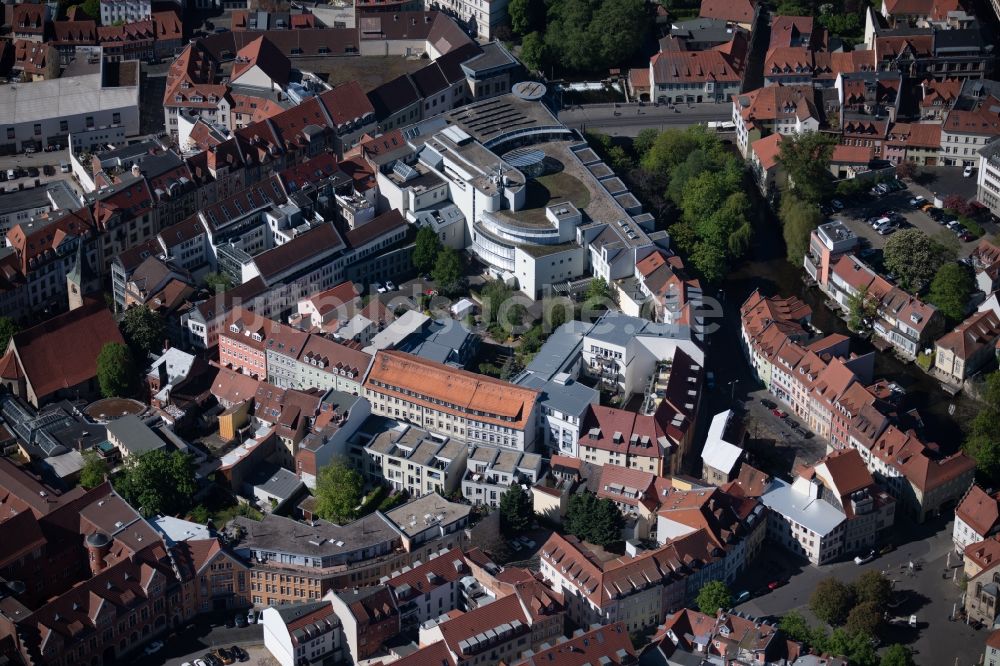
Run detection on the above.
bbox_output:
[192,95,203,103]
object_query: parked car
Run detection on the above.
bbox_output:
[43,164,54,176]
[144,641,164,656]
[771,408,788,418]
[375,282,387,294]
[760,398,777,409]
[877,223,896,236]
[879,543,895,556]
[225,616,236,628]
[385,280,396,291]
[909,196,926,207]
[203,654,222,666]
[964,165,974,177]
[768,579,788,590]
[958,230,976,242]
[247,609,257,624]
[854,549,877,565]
[235,614,248,628]
[735,590,751,603]
[26,167,39,178]
[831,199,844,210]
[193,660,208,666]
[802,430,815,439]
[230,646,249,662]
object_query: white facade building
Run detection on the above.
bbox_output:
[262,602,343,666]
[100,0,152,25]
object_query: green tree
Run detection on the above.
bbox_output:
[880,644,916,666]
[633,129,659,160]
[588,0,648,69]
[519,31,548,71]
[314,460,364,524]
[824,628,878,666]
[0,317,17,353]
[847,286,879,335]
[114,450,197,517]
[589,497,625,546]
[204,272,232,294]
[780,194,823,264]
[844,601,881,636]
[776,132,837,204]
[809,577,855,626]
[509,0,546,35]
[543,0,647,73]
[565,492,623,546]
[498,483,533,535]
[852,570,892,611]
[80,0,100,19]
[696,581,732,615]
[413,224,443,274]
[778,612,813,645]
[432,247,463,296]
[96,342,135,398]
[883,229,949,292]
[79,450,110,489]
[964,429,1000,483]
[121,305,165,359]
[927,262,974,321]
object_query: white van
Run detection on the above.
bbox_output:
[60,161,70,173]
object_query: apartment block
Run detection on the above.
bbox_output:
[363,422,468,496]
[461,445,543,508]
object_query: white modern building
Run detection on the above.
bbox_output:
[461,445,543,508]
[100,0,152,25]
[262,601,343,666]
[363,423,468,497]
[429,0,511,40]
[978,137,1000,217]
[0,66,140,154]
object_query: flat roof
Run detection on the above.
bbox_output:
[384,493,470,537]
[106,414,167,456]
[0,72,139,125]
[761,479,845,537]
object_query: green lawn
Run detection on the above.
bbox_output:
[498,171,592,226]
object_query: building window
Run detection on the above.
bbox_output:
[33,124,41,136]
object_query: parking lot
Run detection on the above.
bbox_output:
[733,516,983,666]
[739,391,829,475]
[831,179,998,258]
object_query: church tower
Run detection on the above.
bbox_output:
[67,237,97,311]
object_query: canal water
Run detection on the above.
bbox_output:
[715,215,979,449]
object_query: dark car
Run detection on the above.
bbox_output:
[43,164,55,176]
[234,613,248,628]
[214,648,235,665]
[203,654,222,666]
[26,167,39,178]
[230,646,249,662]
[225,615,236,628]
[760,398,777,409]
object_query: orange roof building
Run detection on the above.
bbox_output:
[364,350,540,450]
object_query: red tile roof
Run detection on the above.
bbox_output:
[11,301,124,403]
[944,95,1000,137]
[751,132,784,170]
[937,309,1000,362]
[957,485,1000,538]
[514,622,635,666]
[831,144,873,164]
[699,0,756,23]
[318,80,376,127]
[651,50,742,85]
[152,11,182,41]
[231,36,291,89]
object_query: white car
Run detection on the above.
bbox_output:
[964,165,974,177]
[194,660,208,666]
[182,662,193,666]
[143,641,164,656]
[248,609,257,624]
[854,549,877,565]
[385,280,396,291]
[375,282,387,294]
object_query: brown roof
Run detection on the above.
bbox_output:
[957,485,1000,537]
[11,301,124,403]
[870,425,975,493]
[253,223,344,281]
[13,4,46,34]
[152,11,182,41]
[734,84,818,127]
[751,132,784,170]
[769,16,815,48]
[231,36,291,88]
[343,209,406,249]
[0,457,86,519]
[514,622,635,666]
[937,309,1000,361]
[365,350,539,430]
[52,20,97,44]
[651,50,742,85]
[318,80,376,127]
[831,144,873,164]
[699,0,756,23]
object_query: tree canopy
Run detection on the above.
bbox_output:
[883,229,950,292]
[413,225,443,274]
[853,570,892,611]
[114,450,197,517]
[508,0,546,34]
[641,127,752,281]
[844,601,882,637]
[927,262,974,321]
[847,286,879,335]
[780,194,823,264]
[809,577,855,626]
[776,132,837,204]
[0,317,17,353]
[204,272,232,294]
[314,460,364,524]
[565,492,624,546]
[432,247,464,296]
[79,450,110,489]
[880,644,916,666]
[97,342,135,398]
[964,371,1000,482]
[498,484,533,535]
[121,306,166,359]
[540,0,648,74]
[696,581,732,615]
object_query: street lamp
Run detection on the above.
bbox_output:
[728,379,739,404]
